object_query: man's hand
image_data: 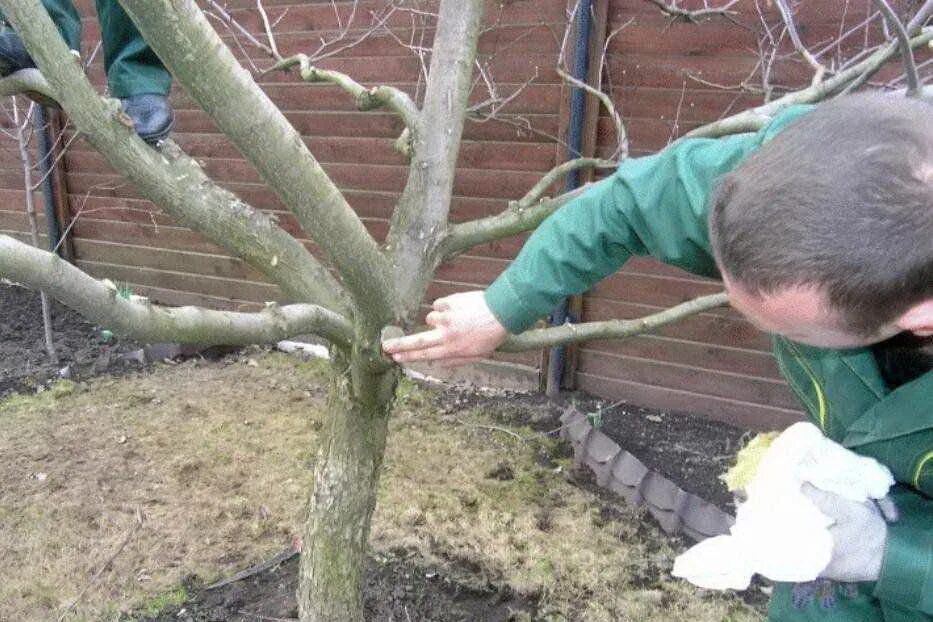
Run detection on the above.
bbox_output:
[382,291,508,367]
[801,483,897,583]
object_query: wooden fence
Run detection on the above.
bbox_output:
[1,0,916,429]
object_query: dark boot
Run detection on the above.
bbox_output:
[120,93,174,144]
[0,29,35,76]
[0,29,62,108]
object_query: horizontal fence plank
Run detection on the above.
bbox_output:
[576,371,802,431]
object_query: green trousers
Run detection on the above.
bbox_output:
[7,0,170,97]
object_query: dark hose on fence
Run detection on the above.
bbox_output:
[546,0,593,397]
[35,105,62,254]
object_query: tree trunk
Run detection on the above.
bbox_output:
[298,349,399,622]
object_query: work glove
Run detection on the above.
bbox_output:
[673,422,895,590]
[800,482,898,583]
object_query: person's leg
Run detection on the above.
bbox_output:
[94,0,170,98]
[95,0,173,143]
[0,0,81,76]
[768,580,885,622]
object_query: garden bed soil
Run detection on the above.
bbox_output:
[0,282,142,395]
[145,551,540,622]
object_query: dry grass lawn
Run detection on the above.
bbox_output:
[0,351,762,621]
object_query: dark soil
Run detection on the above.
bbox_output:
[142,550,539,622]
[591,402,748,511]
[0,282,144,396]
[433,386,747,512]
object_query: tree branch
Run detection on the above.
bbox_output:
[0,1,350,314]
[774,0,828,86]
[0,235,354,347]
[438,185,589,261]
[270,54,419,129]
[114,0,395,324]
[873,0,920,96]
[386,0,486,315]
[499,292,729,352]
[907,0,933,34]
[644,0,739,23]
[685,27,933,138]
[556,67,628,160]
[0,68,56,102]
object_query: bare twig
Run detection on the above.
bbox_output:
[873,0,920,96]
[774,0,828,85]
[907,0,933,34]
[57,507,144,621]
[686,27,933,138]
[208,545,299,591]
[271,54,419,129]
[645,0,739,23]
[557,67,628,160]
[11,97,56,364]
[255,0,282,60]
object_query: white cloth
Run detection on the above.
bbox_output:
[672,422,894,590]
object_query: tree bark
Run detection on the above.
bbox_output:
[298,351,399,622]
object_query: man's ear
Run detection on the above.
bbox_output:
[896,299,933,336]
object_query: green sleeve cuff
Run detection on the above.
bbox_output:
[874,521,933,614]
[484,272,547,334]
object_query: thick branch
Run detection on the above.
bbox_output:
[0,2,350,314]
[115,0,395,323]
[386,0,486,316]
[685,27,933,138]
[0,235,354,347]
[272,54,419,129]
[499,293,729,352]
[438,185,589,261]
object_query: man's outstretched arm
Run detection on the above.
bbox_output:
[383,115,810,364]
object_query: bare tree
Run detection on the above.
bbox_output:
[2,96,57,364]
[0,0,929,620]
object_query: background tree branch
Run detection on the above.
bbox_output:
[0,1,351,314]
[685,26,933,138]
[0,235,354,347]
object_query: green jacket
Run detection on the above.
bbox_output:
[485,106,932,622]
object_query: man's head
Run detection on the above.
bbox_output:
[709,92,932,348]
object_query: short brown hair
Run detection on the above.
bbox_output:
[709,92,933,336]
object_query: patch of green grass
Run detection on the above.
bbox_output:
[141,586,188,617]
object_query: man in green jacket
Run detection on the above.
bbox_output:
[383,93,932,621]
[0,0,173,143]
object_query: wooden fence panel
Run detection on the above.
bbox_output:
[2,0,922,428]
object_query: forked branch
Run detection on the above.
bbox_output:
[438,155,614,261]
[0,235,354,347]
